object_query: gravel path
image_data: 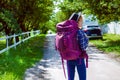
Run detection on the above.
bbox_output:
[24,34,120,80]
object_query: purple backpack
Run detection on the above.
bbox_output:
[55,20,88,78]
[55,20,82,60]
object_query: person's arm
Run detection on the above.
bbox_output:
[77,30,89,51]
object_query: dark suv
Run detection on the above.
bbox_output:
[82,25,103,39]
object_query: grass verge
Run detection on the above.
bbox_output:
[90,34,120,55]
[0,34,46,80]
[0,39,6,50]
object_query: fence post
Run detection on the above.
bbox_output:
[31,30,33,37]
[14,34,16,49]
[6,35,8,50]
[27,32,30,39]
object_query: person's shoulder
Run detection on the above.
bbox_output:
[78,29,84,34]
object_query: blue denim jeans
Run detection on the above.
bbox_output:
[67,58,86,80]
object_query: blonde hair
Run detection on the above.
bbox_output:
[78,15,83,29]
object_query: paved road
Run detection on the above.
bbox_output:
[24,35,120,80]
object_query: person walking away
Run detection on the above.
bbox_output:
[55,12,89,80]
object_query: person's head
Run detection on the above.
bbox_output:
[69,12,83,29]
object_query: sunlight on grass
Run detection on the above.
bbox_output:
[0,40,6,50]
[0,34,46,80]
[0,72,19,80]
[90,34,120,55]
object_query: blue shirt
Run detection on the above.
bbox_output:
[77,30,89,51]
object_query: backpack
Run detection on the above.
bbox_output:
[55,20,88,78]
[55,20,82,60]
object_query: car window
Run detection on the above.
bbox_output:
[87,26,99,28]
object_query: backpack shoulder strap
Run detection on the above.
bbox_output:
[61,57,66,78]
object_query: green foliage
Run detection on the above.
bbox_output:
[0,34,45,80]
[57,0,120,24]
[52,0,85,32]
[16,0,54,32]
[0,0,54,34]
[0,9,21,34]
[47,11,66,32]
[58,0,84,19]
[83,0,120,24]
[45,20,56,32]
[55,11,66,22]
[0,39,6,50]
[90,34,120,54]
[1,0,119,34]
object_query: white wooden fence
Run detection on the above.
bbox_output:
[102,22,120,34]
[0,30,40,54]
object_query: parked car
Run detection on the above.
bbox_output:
[82,25,103,39]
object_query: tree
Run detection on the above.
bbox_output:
[58,0,120,24]
[0,0,54,45]
[0,9,20,35]
[58,0,85,19]
[80,0,120,24]
[0,0,54,34]
[16,0,54,32]
[45,11,66,32]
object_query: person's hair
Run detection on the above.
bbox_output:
[69,12,81,22]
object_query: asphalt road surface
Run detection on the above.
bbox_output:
[24,34,120,80]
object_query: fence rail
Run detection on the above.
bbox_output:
[0,30,40,54]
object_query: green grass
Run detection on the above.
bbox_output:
[90,34,120,55]
[0,40,6,50]
[0,34,46,80]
